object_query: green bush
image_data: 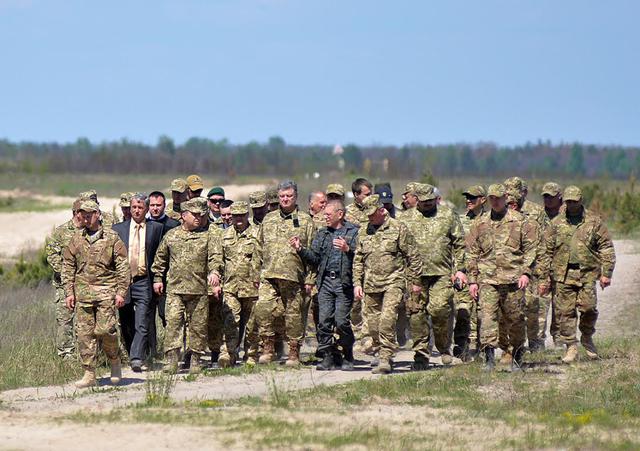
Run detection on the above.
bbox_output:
[0,246,52,287]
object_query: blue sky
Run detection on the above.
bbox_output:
[1,0,638,146]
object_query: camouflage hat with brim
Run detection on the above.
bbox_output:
[463,185,486,197]
[119,192,133,207]
[186,174,204,191]
[541,182,562,197]
[231,201,249,215]
[563,186,583,202]
[78,190,98,201]
[506,189,522,204]
[181,197,208,215]
[170,178,188,193]
[487,184,506,197]
[415,183,437,201]
[403,182,419,195]
[72,198,83,211]
[266,189,279,204]
[79,200,100,212]
[249,191,267,208]
[362,194,383,216]
[326,183,345,196]
[503,176,526,191]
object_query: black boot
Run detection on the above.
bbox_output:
[317,352,335,371]
[341,347,354,371]
[483,347,495,371]
[512,347,525,372]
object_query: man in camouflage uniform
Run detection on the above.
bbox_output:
[207,186,226,228]
[326,183,346,202]
[119,192,133,223]
[399,184,466,368]
[345,178,372,225]
[167,178,189,221]
[205,207,226,366]
[353,195,422,374]
[210,201,261,366]
[186,174,205,198]
[152,198,217,374]
[63,200,130,388]
[539,186,615,363]
[78,190,116,227]
[45,199,84,359]
[250,191,269,225]
[466,184,537,371]
[453,185,486,360]
[266,188,280,212]
[254,180,316,366]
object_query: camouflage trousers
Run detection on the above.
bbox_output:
[453,287,479,353]
[554,281,598,345]
[207,295,225,353]
[76,300,119,370]
[498,280,549,352]
[479,283,526,352]
[406,276,454,360]
[54,284,75,358]
[255,278,305,343]
[166,293,209,355]
[364,287,404,361]
[351,296,369,340]
[221,293,259,360]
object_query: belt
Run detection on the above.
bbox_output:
[567,263,580,270]
[132,274,148,282]
[325,270,340,279]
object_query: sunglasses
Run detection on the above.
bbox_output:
[465,195,480,201]
[208,198,222,204]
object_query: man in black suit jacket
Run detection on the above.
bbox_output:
[113,193,164,371]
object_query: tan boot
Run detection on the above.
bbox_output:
[110,359,122,385]
[258,337,276,364]
[500,351,512,365]
[163,350,179,374]
[75,369,97,389]
[285,340,300,367]
[217,351,235,368]
[562,344,578,363]
[245,356,257,366]
[372,358,392,374]
[361,337,375,355]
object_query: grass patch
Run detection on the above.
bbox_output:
[142,372,176,407]
[0,196,68,213]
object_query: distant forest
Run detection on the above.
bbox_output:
[0,136,637,179]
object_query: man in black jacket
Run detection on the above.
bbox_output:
[290,199,359,371]
[113,193,164,371]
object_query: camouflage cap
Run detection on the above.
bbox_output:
[230,201,249,215]
[78,189,98,201]
[403,182,419,195]
[72,198,83,211]
[487,183,506,197]
[541,182,562,197]
[170,178,188,193]
[186,174,204,191]
[78,200,100,212]
[506,189,522,204]
[463,185,486,197]
[374,183,393,203]
[249,191,267,208]
[415,183,437,201]
[362,194,383,216]
[563,185,583,202]
[119,192,133,207]
[503,176,527,192]
[181,197,208,215]
[266,189,279,204]
[326,183,345,196]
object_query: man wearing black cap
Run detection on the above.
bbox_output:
[374,183,397,218]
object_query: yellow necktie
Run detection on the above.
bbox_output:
[131,224,140,275]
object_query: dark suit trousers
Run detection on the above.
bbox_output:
[120,277,152,362]
[317,276,355,353]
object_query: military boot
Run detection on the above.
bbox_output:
[499,351,512,366]
[317,351,335,371]
[75,369,97,389]
[441,352,453,365]
[110,359,122,385]
[372,358,392,374]
[218,351,235,368]
[285,340,301,367]
[361,337,375,355]
[163,350,179,374]
[581,335,599,360]
[341,347,355,371]
[189,352,204,375]
[561,344,578,363]
[258,337,276,364]
[411,353,430,371]
[511,348,525,372]
[483,347,495,371]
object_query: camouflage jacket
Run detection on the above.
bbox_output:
[311,211,326,230]
[165,201,182,222]
[151,226,215,295]
[100,210,116,228]
[62,227,130,304]
[353,216,422,292]
[205,224,224,296]
[466,209,537,285]
[211,224,260,298]
[46,218,82,284]
[256,207,316,285]
[539,208,615,286]
[521,199,546,228]
[399,207,465,276]
[459,208,486,236]
[345,202,369,226]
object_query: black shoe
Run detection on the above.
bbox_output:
[181,350,192,370]
[512,348,525,372]
[317,352,335,371]
[341,347,354,371]
[483,347,495,371]
[130,359,143,373]
[411,358,429,371]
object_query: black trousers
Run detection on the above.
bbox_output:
[317,276,355,353]
[120,277,152,362]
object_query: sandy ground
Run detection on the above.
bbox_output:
[0,240,637,450]
[0,185,265,258]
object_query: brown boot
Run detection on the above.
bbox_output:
[562,344,578,363]
[163,350,179,374]
[500,351,512,365]
[285,340,301,367]
[258,336,276,364]
[218,351,236,368]
[75,369,97,389]
[581,335,599,360]
[110,359,122,385]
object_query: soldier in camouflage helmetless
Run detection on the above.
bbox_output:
[466,184,537,371]
[353,195,423,374]
[78,190,116,227]
[166,178,189,222]
[63,200,130,388]
[45,198,84,359]
[118,192,134,223]
[205,213,226,366]
[152,197,217,374]
[254,180,316,366]
[345,178,372,226]
[399,183,466,369]
[538,186,615,363]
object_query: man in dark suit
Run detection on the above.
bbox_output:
[113,193,164,372]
